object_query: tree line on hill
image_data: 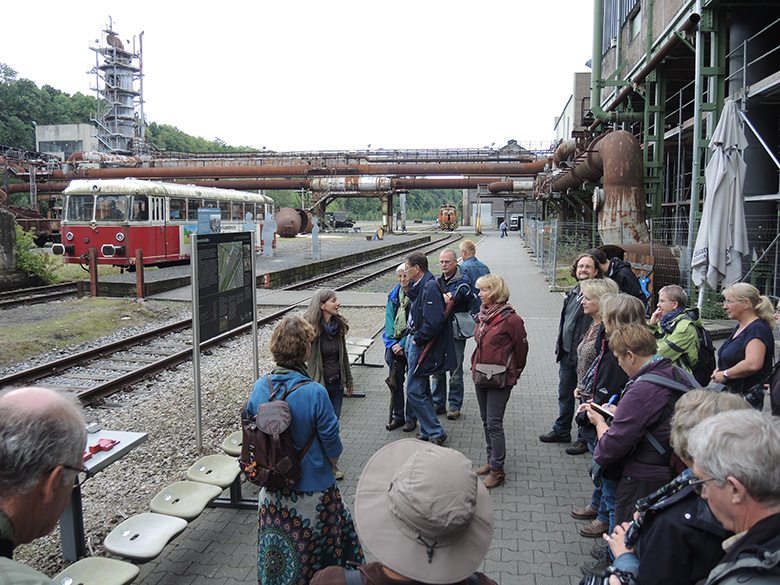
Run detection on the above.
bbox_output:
[0,63,461,220]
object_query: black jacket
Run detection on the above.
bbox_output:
[555,284,593,368]
[608,257,645,301]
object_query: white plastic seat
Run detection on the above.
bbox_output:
[347,337,373,348]
[186,454,241,488]
[103,513,187,561]
[221,430,243,457]
[52,557,140,585]
[149,480,222,521]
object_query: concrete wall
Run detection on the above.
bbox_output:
[36,123,99,160]
[0,208,16,271]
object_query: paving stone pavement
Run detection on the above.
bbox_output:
[136,230,596,585]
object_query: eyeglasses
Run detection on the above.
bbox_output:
[689,476,716,495]
[722,300,740,305]
[62,464,92,486]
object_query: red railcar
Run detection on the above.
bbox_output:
[52,179,274,267]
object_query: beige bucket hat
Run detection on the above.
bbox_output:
[354,439,494,584]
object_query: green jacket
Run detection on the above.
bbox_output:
[307,332,354,389]
[650,308,702,374]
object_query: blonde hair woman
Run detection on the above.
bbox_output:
[711,283,775,405]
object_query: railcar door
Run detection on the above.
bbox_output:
[149,196,167,261]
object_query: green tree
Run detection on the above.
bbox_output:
[14,223,58,284]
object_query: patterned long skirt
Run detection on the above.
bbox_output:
[257,483,364,585]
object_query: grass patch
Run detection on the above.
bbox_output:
[0,298,179,367]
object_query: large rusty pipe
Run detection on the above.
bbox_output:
[552,135,606,191]
[51,159,552,182]
[66,151,153,166]
[597,131,650,244]
[553,140,577,167]
[589,13,701,131]
[488,179,535,193]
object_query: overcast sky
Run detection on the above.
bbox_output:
[2,1,594,152]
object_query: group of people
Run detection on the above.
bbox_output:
[537,246,780,581]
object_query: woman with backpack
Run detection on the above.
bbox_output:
[245,316,364,585]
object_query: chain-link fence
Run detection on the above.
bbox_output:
[522,214,780,318]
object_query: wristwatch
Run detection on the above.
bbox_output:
[723,369,729,379]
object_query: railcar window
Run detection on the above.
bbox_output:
[130,195,149,221]
[96,195,128,221]
[219,201,230,220]
[246,203,256,221]
[186,199,202,221]
[66,196,94,221]
[231,201,242,219]
[170,198,186,221]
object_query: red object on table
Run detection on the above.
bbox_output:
[88,438,120,454]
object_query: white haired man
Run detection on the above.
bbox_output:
[0,387,87,583]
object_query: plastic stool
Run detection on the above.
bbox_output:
[103,513,187,561]
[150,481,222,521]
[186,454,241,488]
[52,557,139,585]
[221,430,243,457]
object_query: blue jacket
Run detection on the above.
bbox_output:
[461,256,490,314]
[407,270,456,375]
[436,266,472,315]
[382,284,408,350]
[244,369,342,492]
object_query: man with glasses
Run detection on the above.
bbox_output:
[649,285,705,376]
[689,409,780,585]
[540,252,603,448]
[0,386,87,583]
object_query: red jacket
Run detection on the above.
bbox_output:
[471,306,528,387]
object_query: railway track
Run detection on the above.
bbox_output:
[0,282,79,309]
[0,234,461,402]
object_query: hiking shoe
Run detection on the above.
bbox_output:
[590,541,609,559]
[581,545,612,575]
[579,519,610,538]
[386,418,404,431]
[447,409,461,420]
[428,432,448,446]
[571,505,598,520]
[402,420,417,433]
[539,430,571,443]
[435,406,446,415]
[566,440,589,455]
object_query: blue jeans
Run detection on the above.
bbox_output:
[553,353,577,435]
[431,337,466,411]
[325,379,343,419]
[601,476,618,534]
[475,384,512,469]
[405,335,445,439]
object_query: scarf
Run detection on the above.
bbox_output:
[322,319,339,337]
[393,288,409,339]
[660,307,684,334]
[477,302,510,341]
[273,364,310,378]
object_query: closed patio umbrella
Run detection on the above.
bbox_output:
[691,100,749,292]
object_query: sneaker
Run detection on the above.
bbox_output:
[571,504,598,520]
[581,545,612,575]
[579,519,610,538]
[566,440,589,455]
[539,430,571,443]
[447,409,461,420]
[402,420,417,433]
[333,467,344,480]
[428,432,448,446]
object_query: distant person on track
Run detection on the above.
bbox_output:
[382,263,414,432]
[403,252,455,446]
[246,316,364,585]
[432,248,473,421]
[459,239,491,316]
[0,386,88,585]
[305,289,354,479]
[499,220,507,238]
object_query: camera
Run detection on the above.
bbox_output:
[623,468,694,547]
[579,569,634,585]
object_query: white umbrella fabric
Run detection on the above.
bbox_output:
[691,100,749,290]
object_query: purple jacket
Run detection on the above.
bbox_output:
[594,357,690,482]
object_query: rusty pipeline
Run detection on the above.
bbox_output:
[553,131,649,245]
[488,179,535,193]
[67,151,154,166]
[552,140,577,167]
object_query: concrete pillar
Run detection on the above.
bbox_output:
[0,208,16,271]
[381,193,393,233]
